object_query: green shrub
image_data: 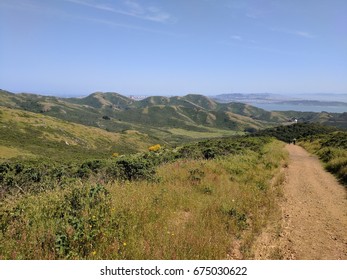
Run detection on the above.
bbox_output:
[108,157,155,181]
[256,123,336,143]
[299,130,347,185]
[326,158,347,173]
[338,166,347,184]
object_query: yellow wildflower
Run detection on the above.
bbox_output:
[148,144,161,152]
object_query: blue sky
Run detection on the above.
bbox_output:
[1,0,346,97]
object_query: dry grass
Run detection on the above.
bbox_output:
[167,127,240,139]
[299,136,347,185]
[0,146,34,160]
[0,140,287,259]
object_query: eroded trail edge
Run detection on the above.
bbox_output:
[255,144,347,259]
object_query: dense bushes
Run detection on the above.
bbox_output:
[0,136,273,197]
[177,136,271,159]
[255,123,336,143]
[107,157,156,181]
[0,161,76,197]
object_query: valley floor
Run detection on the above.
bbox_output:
[255,144,347,259]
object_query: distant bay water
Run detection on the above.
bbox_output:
[249,103,347,113]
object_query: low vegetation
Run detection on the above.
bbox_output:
[0,136,288,259]
[299,131,347,185]
[255,123,337,143]
[0,136,274,197]
[0,107,153,161]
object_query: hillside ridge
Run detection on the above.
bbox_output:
[0,90,284,143]
[1,90,346,143]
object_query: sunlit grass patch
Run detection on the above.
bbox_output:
[0,146,34,160]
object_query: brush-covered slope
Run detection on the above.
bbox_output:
[0,135,287,259]
[0,106,153,162]
[277,111,347,130]
[255,122,338,143]
[0,90,279,130]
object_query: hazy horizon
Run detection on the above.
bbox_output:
[2,88,347,102]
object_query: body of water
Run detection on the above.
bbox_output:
[249,103,347,113]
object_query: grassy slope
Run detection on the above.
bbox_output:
[0,106,153,162]
[0,137,287,259]
[299,131,347,185]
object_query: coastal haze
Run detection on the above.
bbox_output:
[211,93,347,113]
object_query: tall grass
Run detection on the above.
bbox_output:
[0,140,287,259]
[299,131,347,185]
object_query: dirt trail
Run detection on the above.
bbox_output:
[255,144,347,259]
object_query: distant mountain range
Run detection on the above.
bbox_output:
[211,93,347,105]
[1,90,346,145]
[211,93,289,103]
[274,100,347,106]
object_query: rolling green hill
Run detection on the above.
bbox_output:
[0,106,154,162]
[1,90,346,146]
[0,90,283,143]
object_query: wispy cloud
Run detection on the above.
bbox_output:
[231,35,243,41]
[292,31,315,38]
[229,35,259,45]
[246,44,297,55]
[1,0,178,36]
[218,37,297,56]
[245,10,267,19]
[67,0,115,12]
[225,0,273,20]
[66,0,174,23]
[271,27,315,38]
[82,16,180,36]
